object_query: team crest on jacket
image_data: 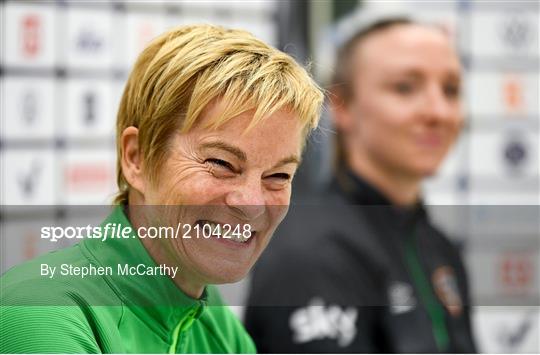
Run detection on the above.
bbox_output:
[432,266,463,317]
[289,298,358,347]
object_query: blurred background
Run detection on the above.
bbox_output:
[0,0,538,353]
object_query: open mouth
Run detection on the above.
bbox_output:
[194,220,256,244]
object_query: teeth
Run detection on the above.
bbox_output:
[207,222,221,234]
[199,220,253,243]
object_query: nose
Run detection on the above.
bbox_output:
[225,179,266,220]
[421,84,458,124]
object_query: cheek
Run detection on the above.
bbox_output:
[272,204,290,224]
[175,175,233,204]
[442,112,463,145]
[357,92,412,130]
[265,186,292,207]
[357,106,411,149]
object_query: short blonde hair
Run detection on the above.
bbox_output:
[115,24,324,205]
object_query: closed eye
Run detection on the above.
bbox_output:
[268,173,291,180]
[205,158,235,171]
[394,81,416,94]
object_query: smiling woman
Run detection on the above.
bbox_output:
[0,24,324,354]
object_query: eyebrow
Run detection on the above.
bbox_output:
[200,141,301,168]
[392,68,461,81]
[273,155,301,169]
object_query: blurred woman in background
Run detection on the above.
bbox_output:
[246,17,477,353]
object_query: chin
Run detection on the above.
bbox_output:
[411,160,442,178]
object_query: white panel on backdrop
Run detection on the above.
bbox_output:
[231,20,277,47]
[112,79,126,120]
[166,2,277,46]
[469,191,540,205]
[466,248,539,302]
[468,129,538,204]
[63,7,113,70]
[1,215,58,272]
[167,10,217,28]
[434,132,467,179]
[121,1,166,12]
[124,12,166,69]
[470,10,539,59]
[62,78,115,139]
[1,149,56,205]
[208,10,277,46]
[466,206,540,242]
[2,3,56,68]
[1,77,55,140]
[473,307,540,353]
[200,0,278,13]
[59,148,116,205]
[467,72,539,117]
[469,130,538,179]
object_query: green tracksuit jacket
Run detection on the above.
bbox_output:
[0,206,256,353]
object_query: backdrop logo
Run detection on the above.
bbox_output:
[504,140,527,168]
[502,133,528,173]
[65,163,112,191]
[17,160,42,198]
[497,311,537,352]
[21,90,38,125]
[83,91,97,125]
[499,252,534,294]
[76,28,104,53]
[499,13,532,50]
[20,14,41,58]
[502,75,525,113]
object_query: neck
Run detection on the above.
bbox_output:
[127,200,206,299]
[139,236,206,299]
[345,144,421,207]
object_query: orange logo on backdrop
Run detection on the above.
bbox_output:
[21,15,41,58]
[503,75,524,114]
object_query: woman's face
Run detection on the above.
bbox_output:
[141,100,303,288]
[346,24,463,178]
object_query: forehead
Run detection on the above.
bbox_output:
[352,24,461,77]
[193,98,301,135]
[188,99,304,156]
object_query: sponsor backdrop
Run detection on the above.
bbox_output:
[1,0,538,353]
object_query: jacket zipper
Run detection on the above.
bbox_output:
[168,306,199,354]
[168,319,183,354]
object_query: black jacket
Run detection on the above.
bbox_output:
[245,167,477,353]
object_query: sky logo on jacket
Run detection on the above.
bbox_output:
[289,298,358,347]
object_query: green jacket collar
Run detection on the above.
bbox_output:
[80,206,207,335]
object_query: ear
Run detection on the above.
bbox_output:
[120,126,146,196]
[329,90,355,133]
